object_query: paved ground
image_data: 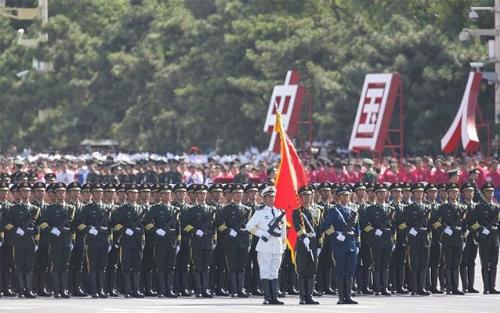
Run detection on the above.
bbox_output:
[1,257,499,313]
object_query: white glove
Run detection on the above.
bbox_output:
[108,245,112,252]
[310,232,316,238]
[229,229,238,238]
[0,242,3,247]
[443,226,453,236]
[195,229,204,237]
[34,245,38,252]
[316,248,322,256]
[176,245,180,255]
[374,229,383,237]
[125,228,134,236]
[88,227,98,236]
[337,232,346,242]
[455,226,462,231]
[392,244,396,251]
[16,228,25,236]
[409,228,418,236]
[51,227,61,237]
[482,228,491,236]
[303,237,311,248]
[156,228,166,237]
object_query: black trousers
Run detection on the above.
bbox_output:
[371,246,392,272]
[226,247,249,272]
[14,245,35,273]
[120,247,143,272]
[69,245,85,272]
[479,244,499,270]
[154,246,176,274]
[87,246,109,272]
[408,245,430,271]
[443,244,462,270]
[49,246,71,272]
[192,248,213,272]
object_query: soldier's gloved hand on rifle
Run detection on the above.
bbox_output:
[195,229,204,237]
[176,245,180,255]
[51,227,61,237]
[316,248,321,257]
[303,236,310,249]
[125,228,134,236]
[34,245,38,252]
[16,227,25,236]
[89,227,98,236]
[255,229,270,242]
[156,228,166,237]
[229,229,238,238]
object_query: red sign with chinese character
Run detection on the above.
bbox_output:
[349,73,401,153]
[263,71,305,153]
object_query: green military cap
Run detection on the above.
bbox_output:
[374,183,387,193]
[195,184,209,193]
[159,184,172,192]
[461,182,474,192]
[209,183,224,192]
[116,183,126,192]
[481,182,495,192]
[44,173,56,182]
[151,183,161,193]
[173,183,187,192]
[126,183,139,192]
[353,182,366,191]
[411,182,425,192]
[53,182,67,192]
[17,182,31,191]
[104,183,117,192]
[298,185,313,195]
[446,183,460,192]
[424,183,437,192]
[244,183,259,192]
[0,182,9,191]
[337,184,351,195]
[223,184,233,193]
[140,183,151,192]
[67,182,82,191]
[389,182,402,191]
[231,184,244,193]
[318,182,331,191]
[32,182,46,191]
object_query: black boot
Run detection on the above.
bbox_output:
[439,266,446,293]
[373,270,381,295]
[16,273,25,298]
[237,272,249,298]
[132,272,144,298]
[73,271,87,297]
[397,267,409,294]
[52,271,61,298]
[229,272,238,297]
[345,278,358,304]
[61,271,71,298]
[89,272,99,298]
[490,266,500,294]
[157,273,166,298]
[4,270,16,297]
[361,267,374,294]
[262,279,270,304]
[446,269,453,295]
[166,272,177,298]
[269,279,284,305]
[381,270,391,296]
[215,270,229,296]
[201,271,213,298]
[145,271,157,297]
[193,272,202,298]
[25,273,37,298]
[452,269,464,295]
[305,278,319,304]
[337,279,345,304]
[410,270,418,295]
[123,271,132,298]
[467,266,479,293]
[460,266,468,293]
[98,271,108,298]
[482,267,490,294]
[298,277,306,304]
[390,268,397,294]
[430,267,442,293]
[181,271,192,297]
[418,270,430,295]
[109,270,119,297]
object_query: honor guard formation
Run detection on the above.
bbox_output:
[0,156,499,305]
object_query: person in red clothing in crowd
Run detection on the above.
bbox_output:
[326,161,337,183]
[347,162,360,183]
[457,161,469,185]
[315,160,328,183]
[409,157,429,183]
[381,163,398,183]
[335,161,351,184]
[397,162,411,182]
[430,159,448,184]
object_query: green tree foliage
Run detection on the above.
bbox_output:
[0,0,492,154]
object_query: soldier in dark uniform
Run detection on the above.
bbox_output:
[316,182,335,296]
[112,184,145,298]
[67,182,87,297]
[216,183,252,297]
[293,185,321,305]
[435,183,466,295]
[102,183,120,297]
[469,182,499,294]
[389,182,409,294]
[32,182,51,297]
[172,183,192,297]
[39,182,75,298]
[6,182,38,298]
[362,183,394,296]
[209,183,229,296]
[182,184,216,298]
[144,184,180,298]
[354,182,373,295]
[426,183,444,293]
[467,168,483,203]
[1,183,16,297]
[161,159,182,184]
[322,184,359,304]
[0,182,5,297]
[77,183,111,298]
[460,182,479,293]
[402,183,431,295]
[138,184,157,297]
[44,173,56,185]
[243,182,262,296]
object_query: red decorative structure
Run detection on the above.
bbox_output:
[349,73,404,156]
[441,72,482,154]
[263,70,311,153]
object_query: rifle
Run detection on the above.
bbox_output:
[345,210,357,236]
[477,204,499,242]
[260,210,286,242]
[116,208,146,245]
[300,210,316,261]
[201,209,216,236]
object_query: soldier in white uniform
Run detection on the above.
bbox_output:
[246,186,286,305]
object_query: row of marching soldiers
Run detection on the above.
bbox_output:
[0,179,499,305]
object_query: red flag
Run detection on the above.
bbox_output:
[273,111,308,263]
